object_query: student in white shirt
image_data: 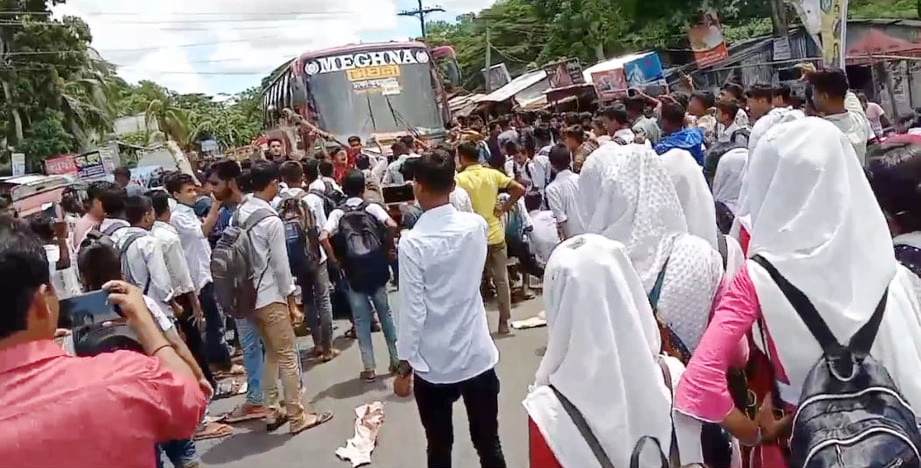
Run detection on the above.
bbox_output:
[319,170,399,382]
[314,160,343,193]
[98,190,175,323]
[394,151,506,468]
[524,193,561,266]
[600,104,637,144]
[545,144,585,240]
[384,141,411,185]
[165,172,234,371]
[715,100,749,147]
[208,159,333,435]
[275,161,336,362]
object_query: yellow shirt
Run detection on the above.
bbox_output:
[455,164,512,245]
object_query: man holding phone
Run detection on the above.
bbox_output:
[0,220,206,467]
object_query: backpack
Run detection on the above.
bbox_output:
[78,222,122,255]
[277,192,321,280]
[752,255,921,468]
[336,202,389,293]
[730,127,750,147]
[210,208,276,319]
[310,180,345,216]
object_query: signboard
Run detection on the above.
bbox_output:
[543,58,585,88]
[98,144,119,173]
[624,53,665,87]
[689,11,730,68]
[820,0,847,67]
[45,154,78,176]
[11,153,25,176]
[74,151,106,179]
[592,69,628,100]
[303,48,430,75]
[482,63,511,92]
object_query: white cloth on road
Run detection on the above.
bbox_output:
[335,401,384,468]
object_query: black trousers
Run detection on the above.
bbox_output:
[175,303,217,388]
[413,368,506,468]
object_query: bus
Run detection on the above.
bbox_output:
[262,41,459,153]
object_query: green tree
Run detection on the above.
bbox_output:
[17,109,73,163]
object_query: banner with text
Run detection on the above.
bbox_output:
[45,154,78,176]
[689,11,730,68]
[592,68,628,101]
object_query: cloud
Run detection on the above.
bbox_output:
[52,0,495,94]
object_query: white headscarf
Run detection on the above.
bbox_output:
[747,117,921,407]
[579,144,723,353]
[661,149,719,249]
[711,148,748,214]
[734,108,806,233]
[523,234,703,468]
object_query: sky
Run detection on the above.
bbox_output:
[50,0,495,96]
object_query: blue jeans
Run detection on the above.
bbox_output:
[346,285,398,371]
[158,438,198,468]
[236,317,264,405]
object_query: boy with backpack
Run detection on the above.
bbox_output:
[274,161,337,362]
[208,159,332,434]
[320,170,400,382]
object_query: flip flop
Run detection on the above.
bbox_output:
[291,411,334,435]
[222,404,271,423]
[194,422,233,440]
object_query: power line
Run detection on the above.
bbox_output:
[0,13,355,25]
[7,63,268,75]
[397,1,444,39]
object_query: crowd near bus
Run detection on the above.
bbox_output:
[4,63,921,468]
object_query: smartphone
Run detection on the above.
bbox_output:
[59,290,121,330]
[382,183,415,205]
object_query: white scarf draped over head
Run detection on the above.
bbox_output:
[661,148,719,249]
[524,234,703,468]
[735,108,806,232]
[747,117,921,406]
[712,147,748,215]
[579,144,723,352]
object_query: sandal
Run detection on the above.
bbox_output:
[344,327,357,339]
[266,410,289,432]
[290,411,334,435]
[194,422,233,440]
[320,349,341,362]
[222,403,271,423]
[360,370,377,382]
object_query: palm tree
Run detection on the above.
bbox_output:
[145,97,193,148]
[57,73,116,148]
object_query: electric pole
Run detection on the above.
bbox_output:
[484,21,492,92]
[398,0,445,40]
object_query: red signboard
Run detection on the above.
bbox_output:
[689,11,730,68]
[45,154,78,176]
[591,69,628,101]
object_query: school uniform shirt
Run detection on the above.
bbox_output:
[273,186,327,264]
[528,210,561,265]
[545,170,585,237]
[322,197,393,235]
[101,219,175,310]
[150,220,195,296]
[170,203,213,292]
[531,152,552,196]
[449,186,474,213]
[43,244,81,299]
[309,177,343,194]
[612,128,637,144]
[235,196,296,309]
[397,204,499,384]
[632,115,662,144]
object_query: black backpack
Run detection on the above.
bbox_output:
[752,255,921,468]
[78,222,123,257]
[277,192,321,280]
[309,180,345,216]
[336,202,389,293]
[895,244,921,279]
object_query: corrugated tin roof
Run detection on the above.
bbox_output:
[478,70,548,103]
[448,93,486,117]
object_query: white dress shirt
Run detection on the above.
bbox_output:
[273,186,328,264]
[528,209,562,264]
[151,220,195,296]
[449,186,473,213]
[170,203,213,292]
[545,170,585,236]
[530,153,551,195]
[102,219,175,308]
[397,204,499,384]
[309,177,343,194]
[323,197,393,234]
[236,196,296,309]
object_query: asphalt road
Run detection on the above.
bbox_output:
[198,292,548,468]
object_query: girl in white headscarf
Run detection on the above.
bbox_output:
[711,147,747,234]
[676,118,921,468]
[524,234,704,468]
[579,144,724,359]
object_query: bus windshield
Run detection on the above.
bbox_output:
[303,47,446,143]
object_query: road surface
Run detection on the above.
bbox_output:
[199,292,548,468]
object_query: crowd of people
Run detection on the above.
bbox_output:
[4,62,921,468]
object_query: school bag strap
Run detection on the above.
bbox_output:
[750,255,887,360]
[717,234,728,270]
[648,259,670,310]
[549,385,615,468]
[237,207,278,288]
[656,356,681,468]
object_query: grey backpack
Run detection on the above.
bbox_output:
[211,208,275,319]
